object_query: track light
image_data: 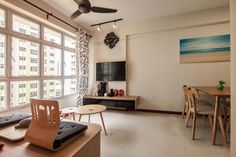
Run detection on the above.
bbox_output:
[97,25,101,31]
[113,22,116,28]
[91,18,123,30]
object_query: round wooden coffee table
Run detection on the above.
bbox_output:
[74,104,107,135]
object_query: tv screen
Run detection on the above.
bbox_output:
[96,61,126,81]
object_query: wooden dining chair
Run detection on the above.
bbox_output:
[186,87,214,140]
[185,87,211,127]
[187,87,227,142]
[182,85,188,118]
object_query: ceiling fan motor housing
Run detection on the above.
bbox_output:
[78,0,91,13]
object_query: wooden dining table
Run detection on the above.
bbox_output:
[193,86,230,145]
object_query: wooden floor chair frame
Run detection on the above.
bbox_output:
[25,98,60,151]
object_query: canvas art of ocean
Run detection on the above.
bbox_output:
[180,34,230,63]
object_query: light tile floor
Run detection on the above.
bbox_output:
[78,110,230,157]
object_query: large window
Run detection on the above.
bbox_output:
[0,7,76,110]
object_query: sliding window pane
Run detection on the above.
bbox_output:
[12,14,40,38]
[0,34,5,77]
[64,36,76,49]
[0,9,5,28]
[44,80,62,98]
[64,79,76,95]
[12,37,40,76]
[44,45,62,76]
[64,51,76,76]
[0,82,6,109]
[10,80,40,107]
[44,27,61,45]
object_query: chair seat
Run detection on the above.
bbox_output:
[196,100,210,106]
[190,103,215,115]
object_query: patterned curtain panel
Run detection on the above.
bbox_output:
[76,28,91,106]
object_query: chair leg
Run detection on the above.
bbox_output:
[182,104,186,118]
[78,114,82,121]
[208,115,213,129]
[192,113,197,140]
[227,121,230,133]
[185,110,191,128]
[218,115,227,145]
[223,107,228,126]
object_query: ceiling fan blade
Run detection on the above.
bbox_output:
[91,6,117,13]
[70,10,82,19]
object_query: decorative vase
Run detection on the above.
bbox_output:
[216,80,225,90]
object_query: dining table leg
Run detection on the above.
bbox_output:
[212,96,227,145]
[212,96,219,145]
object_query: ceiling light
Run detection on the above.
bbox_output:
[91,18,123,29]
[113,22,116,28]
[97,25,101,31]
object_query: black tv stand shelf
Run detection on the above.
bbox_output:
[83,96,139,110]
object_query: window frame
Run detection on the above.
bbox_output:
[0,5,77,111]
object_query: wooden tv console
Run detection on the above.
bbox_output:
[83,96,139,110]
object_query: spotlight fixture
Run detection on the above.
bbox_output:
[91,18,123,30]
[113,22,116,28]
[97,25,101,31]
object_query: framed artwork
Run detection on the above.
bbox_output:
[180,34,230,63]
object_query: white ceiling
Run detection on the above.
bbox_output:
[42,0,229,29]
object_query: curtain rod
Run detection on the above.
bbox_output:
[23,0,78,31]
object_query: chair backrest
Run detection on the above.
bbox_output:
[187,87,198,113]
[182,85,188,103]
[25,99,60,150]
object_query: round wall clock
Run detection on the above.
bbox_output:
[104,32,119,49]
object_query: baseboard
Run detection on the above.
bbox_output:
[136,109,182,115]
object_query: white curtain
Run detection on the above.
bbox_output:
[76,28,91,106]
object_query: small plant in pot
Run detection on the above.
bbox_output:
[217,80,225,90]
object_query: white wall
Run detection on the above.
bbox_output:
[90,6,230,112]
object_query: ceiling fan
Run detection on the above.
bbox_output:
[71,0,118,19]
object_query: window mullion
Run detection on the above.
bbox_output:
[40,23,44,99]
[6,8,12,110]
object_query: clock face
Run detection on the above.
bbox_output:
[104,32,119,49]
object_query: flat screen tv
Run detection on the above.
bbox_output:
[96,61,126,81]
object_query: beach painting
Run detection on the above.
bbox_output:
[180,34,230,63]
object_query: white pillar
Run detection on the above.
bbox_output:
[230,0,236,157]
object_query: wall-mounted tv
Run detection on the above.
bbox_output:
[96,61,126,81]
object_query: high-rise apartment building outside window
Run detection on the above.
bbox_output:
[0,8,5,28]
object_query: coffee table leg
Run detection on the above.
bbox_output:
[88,114,90,123]
[78,114,82,121]
[72,113,75,121]
[100,112,107,135]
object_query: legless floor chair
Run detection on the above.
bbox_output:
[25,99,88,151]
